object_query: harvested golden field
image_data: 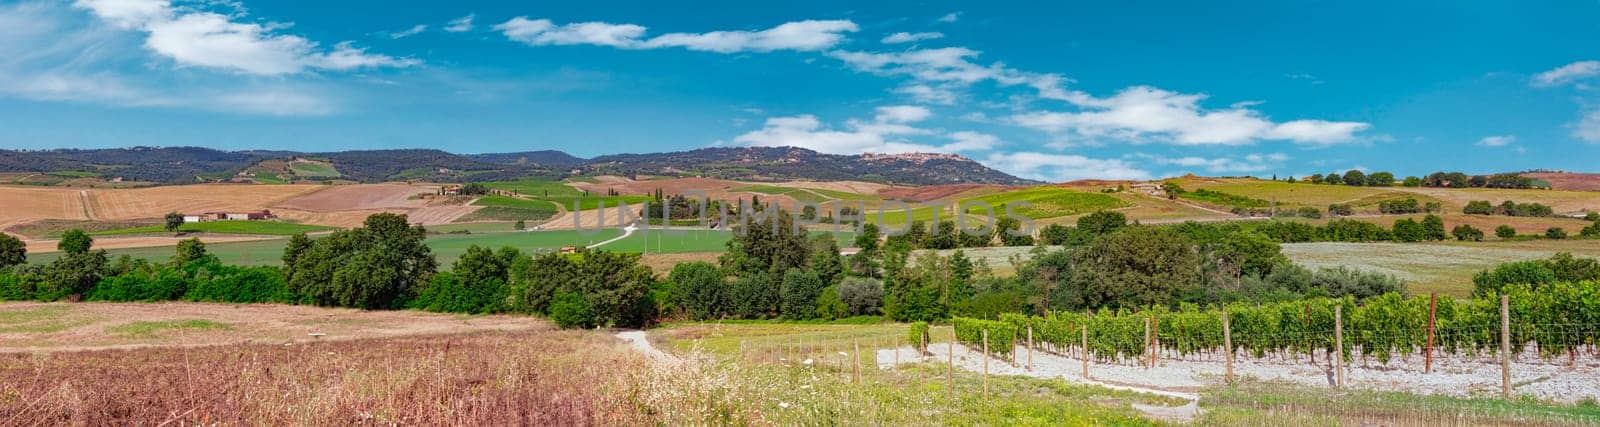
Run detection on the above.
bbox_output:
[0,186,87,230]
[83,184,325,220]
[271,183,435,211]
[766,179,894,195]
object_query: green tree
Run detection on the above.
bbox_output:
[1495,225,1517,239]
[1402,176,1422,187]
[514,220,526,230]
[1209,231,1286,278]
[838,277,883,315]
[286,213,436,309]
[165,212,185,232]
[670,261,725,320]
[42,249,108,300]
[807,234,843,286]
[1077,210,1127,235]
[1070,226,1201,309]
[508,252,579,314]
[994,216,1034,246]
[1420,214,1448,241]
[0,233,24,269]
[1366,171,1395,186]
[1392,218,1426,242]
[58,229,92,255]
[719,208,809,277]
[1463,200,1494,215]
[1342,170,1367,186]
[779,268,825,319]
[174,238,209,265]
[281,233,313,278]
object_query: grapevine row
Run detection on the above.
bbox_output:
[954,281,1600,363]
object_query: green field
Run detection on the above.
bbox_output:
[458,195,559,222]
[288,162,339,177]
[964,187,1129,219]
[34,229,625,267]
[483,179,651,210]
[733,184,879,204]
[91,221,335,237]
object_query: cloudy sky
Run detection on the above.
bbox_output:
[3,0,1599,182]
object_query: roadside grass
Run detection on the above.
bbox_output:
[105,319,230,337]
[1200,380,1600,426]
[91,220,335,237]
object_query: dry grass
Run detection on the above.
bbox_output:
[0,302,544,351]
[271,183,434,212]
[0,186,88,231]
[0,328,675,425]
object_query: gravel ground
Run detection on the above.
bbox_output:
[879,343,1600,403]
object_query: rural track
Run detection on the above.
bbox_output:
[78,190,95,220]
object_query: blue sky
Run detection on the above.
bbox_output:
[3,0,1600,182]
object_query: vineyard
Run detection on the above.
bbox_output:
[953,281,1600,366]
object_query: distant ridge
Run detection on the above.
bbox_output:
[0,146,1035,186]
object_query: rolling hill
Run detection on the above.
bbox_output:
[0,146,1032,186]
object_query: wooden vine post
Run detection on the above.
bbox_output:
[1222,309,1234,384]
[1080,323,1089,379]
[1426,293,1437,374]
[1150,316,1160,368]
[852,339,861,384]
[1501,294,1511,399]
[1027,325,1035,371]
[1143,317,1153,369]
[982,329,990,398]
[947,336,954,395]
[1334,304,1345,389]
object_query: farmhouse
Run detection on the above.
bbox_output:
[185,210,276,222]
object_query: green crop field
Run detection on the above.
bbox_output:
[964,187,1129,219]
[34,229,627,268]
[30,238,294,266]
[733,185,879,204]
[289,162,339,177]
[458,195,559,222]
[483,179,652,210]
[91,221,335,237]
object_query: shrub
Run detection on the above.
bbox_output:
[1451,224,1484,241]
[728,271,778,318]
[1296,206,1322,219]
[1077,210,1127,235]
[1463,200,1494,215]
[1473,261,1556,296]
[1392,218,1426,242]
[1378,198,1420,214]
[1420,215,1447,241]
[184,265,292,303]
[58,229,92,255]
[549,291,596,329]
[1495,225,1517,239]
[1546,227,1568,240]
[1311,266,1405,300]
[1039,223,1092,246]
[1327,203,1354,217]
[1582,221,1600,238]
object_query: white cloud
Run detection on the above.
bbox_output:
[1476,135,1516,147]
[874,105,932,123]
[1532,60,1600,87]
[983,152,1151,181]
[1575,110,1600,143]
[732,107,999,155]
[389,24,426,39]
[829,47,1069,100]
[881,31,943,44]
[938,12,961,23]
[74,0,416,75]
[445,13,474,32]
[0,1,338,116]
[1139,152,1288,173]
[1009,86,1370,146]
[494,17,858,53]
[894,84,959,104]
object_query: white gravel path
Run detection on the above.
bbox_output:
[879,343,1600,404]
